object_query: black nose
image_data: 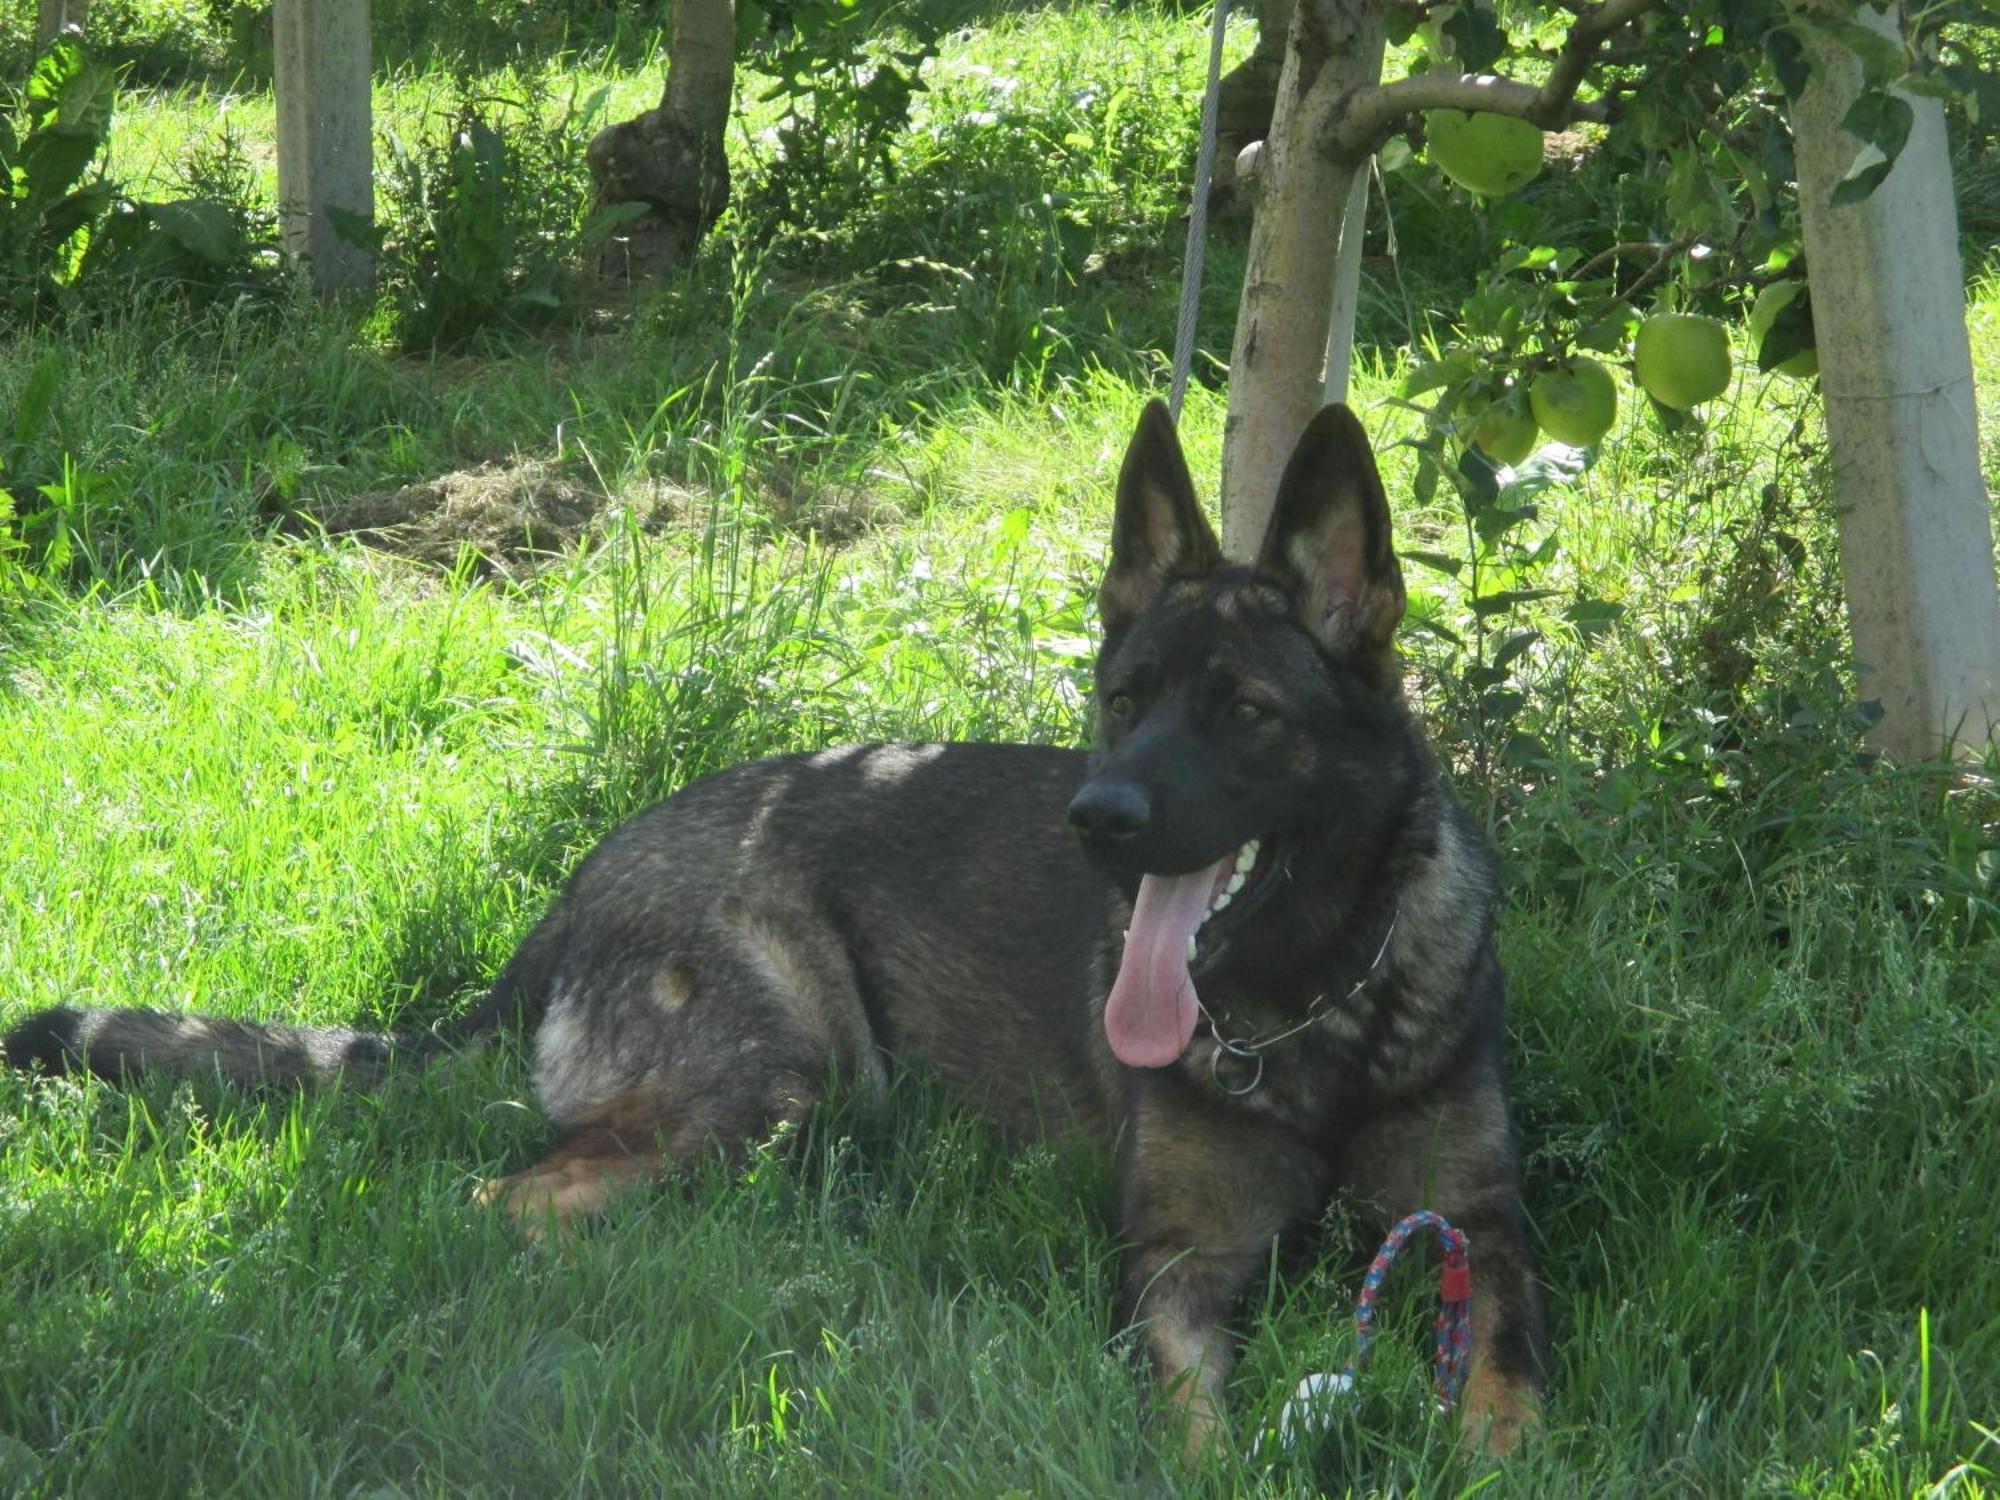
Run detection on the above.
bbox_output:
[1068,781,1151,842]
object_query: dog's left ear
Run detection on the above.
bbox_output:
[1255,404,1407,657]
[1100,400,1222,635]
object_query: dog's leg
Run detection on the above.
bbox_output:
[1123,1243,1257,1463]
[1118,1100,1326,1463]
[477,1067,823,1236]
[482,900,882,1238]
[1342,1075,1547,1456]
[473,1112,671,1232]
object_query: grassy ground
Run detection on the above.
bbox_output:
[4,3,1999,1496]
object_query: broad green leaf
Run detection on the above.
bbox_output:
[20,125,101,205]
[1489,629,1541,672]
[1470,588,1560,617]
[1441,7,1507,71]
[1765,27,1811,99]
[1755,287,1815,373]
[1829,153,1892,206]
[1841,89,1913,160]
[10,353,61,453]
[1403,548,1464,578]
[1563,598,1626,638]
[144,198,242,266]
[1816,18,1906,91]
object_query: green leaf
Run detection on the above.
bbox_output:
[1403,548,1464,578]
[1402,351,1479,398]
[1575,304,1637,354]
[1940,59,2000,125]
[1502,447,1587,501]
[1719,0,1779,44]
[581,199,653,245]
[1456,446,1500,511]
[10,353,61,454]
[20,126,102,207]
[1441,8,1507,72]
[1816,19,1905,91]
[143,198,242,267]
[1497,244,1558,275]
[327,206,385,255]
[1473,501,1539,546]
[1498,732,1554,769]
[27,42,118,137]
[1841,89,1913,161]
[1756,288,1815,373]
[1563,598,1625,638]
[32,180,110,256]
[1489,629,1541,672]
[1829,155,1892,206]
[1766,26,1811,98]
[1470,587,1559,617]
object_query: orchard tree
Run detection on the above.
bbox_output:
[586,0,736,277]
[585,0,931,276]
[1221,0,1999,759]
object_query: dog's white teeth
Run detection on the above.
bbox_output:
[1235,841,1259,874]
[1226,871,1246,895]
[1211,889,1233,914]
[1186,935,1199,963]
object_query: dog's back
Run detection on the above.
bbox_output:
[518,740,1130,1144]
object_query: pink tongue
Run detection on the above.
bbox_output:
[1105,857,1232,1068]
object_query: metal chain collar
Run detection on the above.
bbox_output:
[1199,905,1400,1097]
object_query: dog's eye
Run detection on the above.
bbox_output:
[1107,693,1134,719]
[1231,699,1267,725]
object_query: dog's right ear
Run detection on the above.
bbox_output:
[1099,400,1222,635]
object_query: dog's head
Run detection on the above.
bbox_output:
[1069,400,1419,1067]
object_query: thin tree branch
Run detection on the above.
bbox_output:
[1569,237,1675,283]
[1327,0,1662,156]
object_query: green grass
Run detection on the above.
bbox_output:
[4,1,2000,1494]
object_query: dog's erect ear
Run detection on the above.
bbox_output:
[1099,400,1222,634]
[1254,404,1406,657]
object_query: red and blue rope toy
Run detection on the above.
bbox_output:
[1348,1209,1473,1405]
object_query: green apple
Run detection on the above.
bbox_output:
[1469,392,1540,467]
[1633,314,1732,410]
[1528,359,1617,448]
[1424,110,1544,198]
[1747,281,1818,379]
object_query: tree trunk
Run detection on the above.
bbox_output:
[1219,0,1382,556]
[273,0,373,298]
[1789,5,2000,757]
[34,0,90,49]
[1212,0,1293,198]
[587,0,737,279]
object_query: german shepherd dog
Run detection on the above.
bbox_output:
[4,402,1545,1458]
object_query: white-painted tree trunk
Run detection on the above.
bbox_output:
[274,0,374,298]
[1789,6,2000,757]
[1219,0,1382,557]
[1320,160,1370,407]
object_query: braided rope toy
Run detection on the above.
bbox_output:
[1276,1210,1473,1449]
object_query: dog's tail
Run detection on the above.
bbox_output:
[2,904,566,1088]
[0,1005,438,1086]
